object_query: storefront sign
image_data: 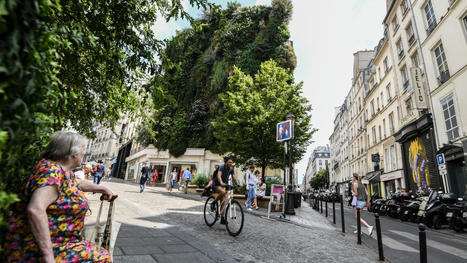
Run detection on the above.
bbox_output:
[411,67,428,109]
[380,170,403,182]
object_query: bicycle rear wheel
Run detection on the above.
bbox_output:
[204,196,218,227]
[225,199,244,236]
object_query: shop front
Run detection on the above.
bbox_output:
[438,142,467,197]
[395,114,442,193]
[365,170,382,197]
[380,169,404,197]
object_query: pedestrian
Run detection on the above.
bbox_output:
[245,166,257,211]
[352,173,373,236]
[170,168,177,192]
[202,165,218,196]
[93,160,105,185]
[153,169,158,186]
[140,162,151,193]
[2,131,113,262]
[83,164,93,180]
[74,166,85,180]
[182,167,192,194]
[252,172,265,210]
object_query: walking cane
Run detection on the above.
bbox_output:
[94,194,118,249]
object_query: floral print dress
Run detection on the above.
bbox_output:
[3,159,111,262]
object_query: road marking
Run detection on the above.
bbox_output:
[351,226,417,253]
[389,230,467,259]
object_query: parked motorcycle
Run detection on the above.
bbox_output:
[424,192,454,229]
[447,196,467,232]
[417,190,436,224]
[399,194,421,222]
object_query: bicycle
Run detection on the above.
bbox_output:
[203,175,244,236]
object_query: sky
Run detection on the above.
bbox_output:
[153,0,387,182]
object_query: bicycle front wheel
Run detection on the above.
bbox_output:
[204,196,218,227]
[225,199,244,236]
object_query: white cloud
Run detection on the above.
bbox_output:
[290,0,386,176]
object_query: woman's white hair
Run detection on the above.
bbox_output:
[42,131,87,161]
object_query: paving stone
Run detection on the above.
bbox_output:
[152,252,216,263]
[141,236,186,245]
[120,245,164,255]
[113,255,157,263]
[158,244,198,254]
[112,246,124,256]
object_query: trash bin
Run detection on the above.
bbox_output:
[293,192,302,208]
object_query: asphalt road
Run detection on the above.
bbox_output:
[310,198,467,263]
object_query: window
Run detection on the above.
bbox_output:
[380,92,384,108]
[319,160,322,165]
[377,97,380,111]
[401,0,409,15]
[441,94,460,141]
[378,68,381,80]
[406,23,415,46]
[412,52,420,68]
[386,84,392,102]
[463,13,467,33]
[372,126,377,145]
[370,100,375,116]
[384,148,389,171]
[384,57,389,73]
[390,145,397,171]
[434,43,450,84]
[389,112,395,134]
[378,125,382,141]
[424,1,437,34]
[325,160,328,166]
[396,38,404,60]
[405,97,413,113]
[401,66,409,90]
[392,16,400,33]
[383,119,387,138]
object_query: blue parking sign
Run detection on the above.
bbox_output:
[277,120,293,142]
[436,153,445,165]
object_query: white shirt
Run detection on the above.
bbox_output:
[171,172,177,180]
[257,183,266,197]
[75,170,85,180]
[246,171,257,186]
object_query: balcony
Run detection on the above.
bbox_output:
[437,70,450,85]
[408,34,415,47]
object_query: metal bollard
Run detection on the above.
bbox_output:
[419,224,427,263]
[340,194,345,233]
[320,199,323,214]
[375,213,384,261]
[332,198,336,224]
[357,208,362,245]
[325,200,328,217]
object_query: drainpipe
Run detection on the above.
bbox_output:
[408,0,441,151]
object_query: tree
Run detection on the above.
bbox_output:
[0,0,210,228]
[212,60,315,177]
[145,0,297,156]
[309,169,327,190]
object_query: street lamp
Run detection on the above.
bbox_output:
[285,113,296,215]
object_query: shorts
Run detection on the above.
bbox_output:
[356,200,366,209]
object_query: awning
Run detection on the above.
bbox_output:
[365,170,381,183]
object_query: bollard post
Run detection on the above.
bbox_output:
[332,198,336,224]
[340,194,345,233]
[325,200,328,217]
[375,213,384,261]
[357,208,362,245]
[320,198,323,214]
[419,224,427,263]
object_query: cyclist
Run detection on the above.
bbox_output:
[212,157,236,224]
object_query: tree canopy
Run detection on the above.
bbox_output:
[212,60,314,176]
[0,0,209,226]
[142,0,297,156]
[309,169,327,190]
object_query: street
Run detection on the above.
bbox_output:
[85,180,380,262]
[313,199,467,263]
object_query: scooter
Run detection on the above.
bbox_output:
[447,196,467,232]
[424,192,453,229]
[400,195,421,222]
[417,190,436,224]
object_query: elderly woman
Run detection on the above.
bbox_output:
[2,131,114,262]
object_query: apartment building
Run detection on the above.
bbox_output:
[408,0,467,196]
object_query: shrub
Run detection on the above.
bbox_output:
[191,174,210,188]
[235,184,247,195]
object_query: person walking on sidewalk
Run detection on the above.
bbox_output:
[245,166,257,211]
[352,173,373,236]
[140,162,151,193]
[182,168,192,194]
[93,160,105,185]
[170,168,177,192]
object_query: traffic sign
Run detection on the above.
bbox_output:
[277,120,293,142]
[439,169,448,176]
[438,164,446,171]
[436,153,445,165]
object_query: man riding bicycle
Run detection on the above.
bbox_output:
[212,157,237,224]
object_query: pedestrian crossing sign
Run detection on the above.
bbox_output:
[277,120,293,142]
